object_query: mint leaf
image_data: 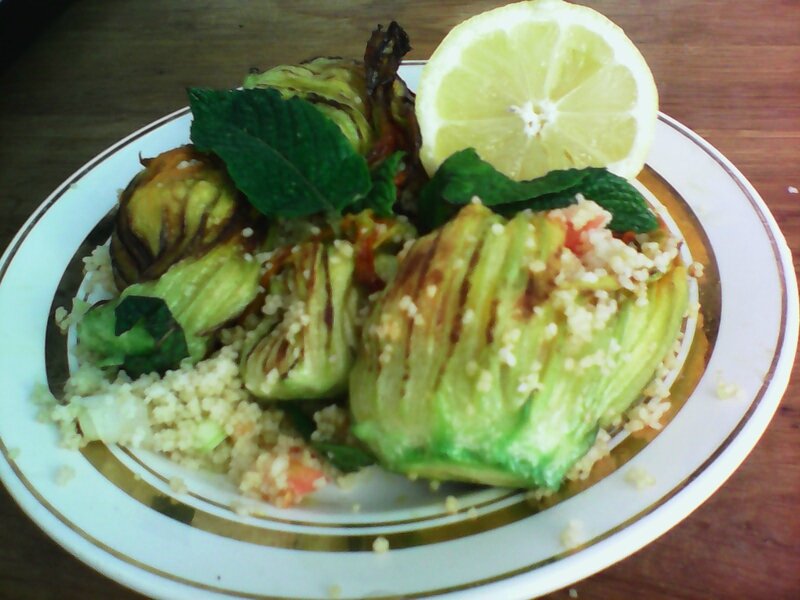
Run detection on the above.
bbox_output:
[282,404,317,439]
[418,148,657,233]
[77,300,152,367]
[417,170,459,232]
[349,151,405,217]
[77,296,189,377]
[115,296,189,377]
[499,169,657,232]
[116,295,174,338]
[429,149,590,206]
[282,404,375,473]
[189,87,372,218]
[311,441,376,473]
[575,170,658,233]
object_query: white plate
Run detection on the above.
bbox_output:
[0,63,796,600]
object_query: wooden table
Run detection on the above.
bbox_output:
[1,1,798,598]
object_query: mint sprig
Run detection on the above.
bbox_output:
[189,87,372,218]
[419,149,657,233]
[282,405,376,473]
[350,151,405,217]
[115,295,189,377]
[77,295,189,377]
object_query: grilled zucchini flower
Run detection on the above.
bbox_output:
[242,211,417,401]
[80,145,265,376]
[349,201,688,490]
[110,145,254,288]
[243,22,427,203]
[241,239,361,401]
[79,235,262,376]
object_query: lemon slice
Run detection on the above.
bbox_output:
[416,0,658,181]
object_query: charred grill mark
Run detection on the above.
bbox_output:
[270,338,290,373]
[260,338,290,375]
[518,270,554,318]
[109,228,132,287]
[401,228,444,383]
[307,242,319,293]
[520,274,538,317]
[155,203,168,259]
[280,345,303,380]
[192,199,213,253]
[422,235,454,327]
[115,204,157,285]
[111,146,254,287]
[430,267,448,329]
[353,230,385,293]
[161,203,187,276]
[420,231,444,283]
[392,238,427,290]
[449,235,485,345]
[108,234,128,290]
[322,249,334,343]
[259,246,291,288]
[408,230,443,315]
[486,297,499,345]
[429,230,487,395]
[304,93,354,119]
[238,205,267,253]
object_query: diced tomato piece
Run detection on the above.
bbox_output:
[563,215,607,255]
[563,222,582,253]
[286,459,326,498]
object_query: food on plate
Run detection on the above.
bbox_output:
[351,201,687,489]
[241,212,415,401]
[110,145,257,288]
[42,1,697,508]
[242,21,428,207]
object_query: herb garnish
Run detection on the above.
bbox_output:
[189,87,373,218]
[114,295,189,377]
[189,87,656,233]
[77,295,190,377]
[283,404,376,473]
[419,148,658,233]
[351,151,405,217]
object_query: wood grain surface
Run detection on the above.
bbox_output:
[1,1,798,598]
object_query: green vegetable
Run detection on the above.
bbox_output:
[244,57,375,157]
[77,296,188,376]
[194,420,227,453]
[241,239,360,400]
[569,169,659,234]
[281,404,317,439]
[127,240,261,360]
[79,238,261,375]
[115,296,189,376]
[312,442,375,473]
[110,145,251,289]
[243,22,427,202]
[423,149,588,206]
[190,23,428,221]
[189,87,372,219]
[418,148,657,233]
[349,204,688,489]
[281,405,375,473]
[351,151,405,217]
